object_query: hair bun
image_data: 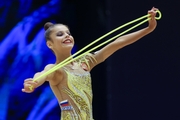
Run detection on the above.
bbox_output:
[44,22,54,31]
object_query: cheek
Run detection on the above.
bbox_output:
[54,37,63,43]
[71,37,75,43]
[52,40,62,49]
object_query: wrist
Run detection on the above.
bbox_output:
[146,26,156,33]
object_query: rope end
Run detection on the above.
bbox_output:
[155,10,162,20]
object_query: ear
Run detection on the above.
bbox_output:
[46,41,53,49]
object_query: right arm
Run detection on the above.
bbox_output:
[22,64,57,93]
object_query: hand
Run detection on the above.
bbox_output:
[147,7,158,31]
[22,78,38,93]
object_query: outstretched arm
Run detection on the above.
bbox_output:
[22,64,57,93]
[93,7,158,64]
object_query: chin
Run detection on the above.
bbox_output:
[63,44,74,50]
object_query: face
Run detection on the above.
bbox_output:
[47,24,74,53]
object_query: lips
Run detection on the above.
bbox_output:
[63,39,72,44]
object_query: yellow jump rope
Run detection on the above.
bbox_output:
[29,10,162,90]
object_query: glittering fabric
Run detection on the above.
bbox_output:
[60,54,96,120]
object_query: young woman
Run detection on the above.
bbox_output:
[22,7,158,120]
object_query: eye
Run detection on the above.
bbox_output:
[56,32,63,36]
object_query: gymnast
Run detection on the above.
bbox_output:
[22,7,160,120]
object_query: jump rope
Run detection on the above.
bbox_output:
[29,10,162,90]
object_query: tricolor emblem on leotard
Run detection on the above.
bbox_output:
[60,100,73,111]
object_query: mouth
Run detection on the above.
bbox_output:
[62,39,72,44]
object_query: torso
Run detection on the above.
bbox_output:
[49,62,94,120]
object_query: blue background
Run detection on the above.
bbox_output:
[0,0,180,120]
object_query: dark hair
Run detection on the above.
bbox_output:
[44,22,70,41]
[44,22,54,41]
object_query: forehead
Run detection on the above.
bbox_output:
[52,25,69,32]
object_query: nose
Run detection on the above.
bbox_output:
[65,33,70,38]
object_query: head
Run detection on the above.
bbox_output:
[44,22,74,55]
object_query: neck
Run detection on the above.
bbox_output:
[55,53,73,65]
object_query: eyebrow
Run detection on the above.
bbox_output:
[56,30,70,33]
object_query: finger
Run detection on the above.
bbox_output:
[152,7,158,11]
[148,11,156,17]
[26,83,35,91]
[149,9,156,13]
[148,10,153,13]
[22,88,31,93]
[29,81,38,87]
[148,11,153,17]
[24,81,38,87]
[24,83,31,88]
[22,88,27,92]
[151,8,159,13]
[25,78,33,81]
[25,84,34,91]
[23,82,31,87]
[24,78,33,82]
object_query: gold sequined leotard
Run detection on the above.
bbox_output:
[59,64,94,120]
[50,54,97,120]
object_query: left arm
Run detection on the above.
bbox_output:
[91,7,158,66]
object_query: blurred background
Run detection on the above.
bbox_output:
[0,0,180,120]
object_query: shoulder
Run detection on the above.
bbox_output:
[40,64,55,81]
[44,64,55,70]
[44,63,66,76]
[44,64,65,85]
[77,52,98,71]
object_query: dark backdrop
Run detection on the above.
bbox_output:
[106,0,180,120]
[0,0,180,120]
